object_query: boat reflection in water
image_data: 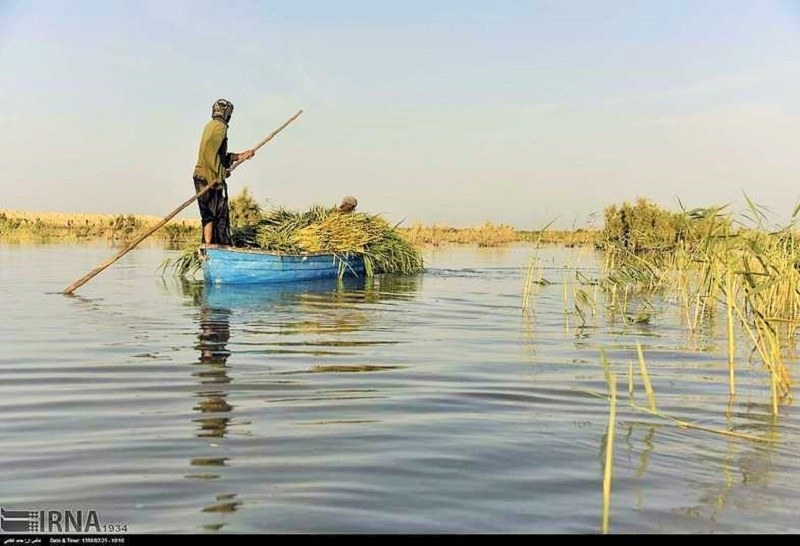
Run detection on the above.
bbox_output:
[200,274,422,309]
[181,273,422,436]
[177,274,422,530]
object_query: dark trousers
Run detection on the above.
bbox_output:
[193,177,232,245]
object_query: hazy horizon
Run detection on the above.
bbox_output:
[3,1,800,230]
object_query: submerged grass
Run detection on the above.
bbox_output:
[159,240,202,277]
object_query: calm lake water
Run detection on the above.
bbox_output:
[1,242,799,533]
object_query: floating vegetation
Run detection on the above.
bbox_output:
[159,240,202,278]
[309,364,404,373]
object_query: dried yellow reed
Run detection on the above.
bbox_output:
[636,343,657,412]
[725,270,736,398]
[602,372,617,535]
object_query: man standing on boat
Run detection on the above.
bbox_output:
[193,99,255,245]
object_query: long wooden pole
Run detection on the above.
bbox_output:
[62,109,304,295]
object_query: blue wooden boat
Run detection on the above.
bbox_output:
[201,246,365,284]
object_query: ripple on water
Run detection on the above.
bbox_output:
[1,243,799,532]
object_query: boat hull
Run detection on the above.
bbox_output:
[201,247,365,284]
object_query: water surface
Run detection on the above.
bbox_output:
[1,242,798,533]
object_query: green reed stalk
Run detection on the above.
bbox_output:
[602,371,617,535]
[771,373,779,416]
[733,306,783,415]
[725,270,736,398]
[522,255,536,314]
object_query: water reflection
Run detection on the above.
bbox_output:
[623,423,656,511]
[196,274,422,309]
[176,275,422,529]
[194,304,233,439]
[619,411,785,530]
[198,275,422,342]
[178,279,237,440]
[687,413,782,524]
[177,280,241,530]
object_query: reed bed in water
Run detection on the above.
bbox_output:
[400,222,601,247]
[401,221,518,247]
[599,199,800,411]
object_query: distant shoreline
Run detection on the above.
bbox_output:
[0,209,201,226]
[0,209,200,243]
[0,209,601,247]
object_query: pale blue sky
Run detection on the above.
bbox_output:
[2,0,800,229]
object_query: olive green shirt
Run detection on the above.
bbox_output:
[193,119,231,186]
